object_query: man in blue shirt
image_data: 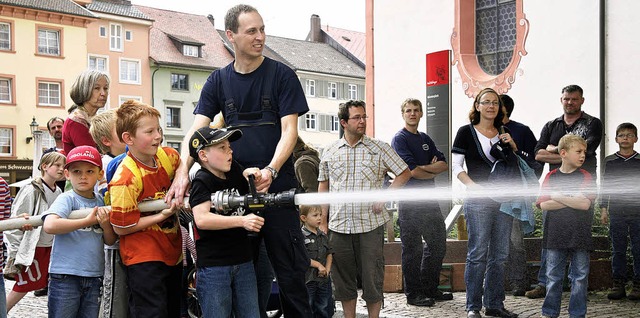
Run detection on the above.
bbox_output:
[391,98,451,306]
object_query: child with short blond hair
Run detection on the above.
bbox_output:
[300,204,334,318]
[109,100,182,317]
[537,134,595,318]
[42,146,117,317]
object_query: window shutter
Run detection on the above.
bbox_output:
[298,116,305,131]
[318,80,327,98]
[319,114,328,132]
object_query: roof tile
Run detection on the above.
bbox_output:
[137,5,233,70]
[0,0,95,18]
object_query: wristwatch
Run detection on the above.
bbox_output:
[265,166,278,180]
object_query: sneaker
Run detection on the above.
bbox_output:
[485,307,518,318]
[607,279,626,300]
[525,285,546,299]
[33,287,48,297]
[511,286,526,297]
[628,281,640,300]
[427,289,454,301]
[406,296,435,307]
[468,310,482,318]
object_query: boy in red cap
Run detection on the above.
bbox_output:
[42,145,117,318]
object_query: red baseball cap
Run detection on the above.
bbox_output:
[65,146,102,170]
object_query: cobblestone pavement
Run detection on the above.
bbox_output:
[6,279,640,317]
[333,290,640,318]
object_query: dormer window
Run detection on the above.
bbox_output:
[167,34,203,58]
[183,45,199,57]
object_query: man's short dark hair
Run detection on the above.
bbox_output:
[561,84,583,96]
[225,4,258,33]
[500,94,514,118]
[338,100,366,121]
[47,117,64,130]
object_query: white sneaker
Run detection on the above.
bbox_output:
[468,310,482,318]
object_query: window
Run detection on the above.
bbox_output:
[167,142,181,152]
[89,55,107,71]
[183,45,199,57]
[110,23,123,51]
[0,21,12,51]
[451,0,527,96]
[37,81,61,107]
[0,77,12,104]
[119,58,140,84]
[166,107,181,128]
[125,30,132,41]
[328,82,337,99]
[331,116,340,132]
[305,80,315,97]
[475,0,516,75]
[41,132,56,149]
[99,26,106,37]
[348,84,358,100]
[305,113,317,131]
[171,73,189,91]
[0,127,12,157]
[37,28,60,56]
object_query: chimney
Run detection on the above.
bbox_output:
[310,14,322,42]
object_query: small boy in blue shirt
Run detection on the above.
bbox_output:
[42,146,117,318]
[601,122,640,300]
[300,205,334,318]
[536,135,595,318]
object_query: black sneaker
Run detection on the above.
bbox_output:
[406,296,435,307]
[33,287,48,297]
[485,307,518,318]
[428,289,454,301]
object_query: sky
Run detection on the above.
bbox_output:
[131,0,366,40]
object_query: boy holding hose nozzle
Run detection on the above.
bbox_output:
[188,127,264,318]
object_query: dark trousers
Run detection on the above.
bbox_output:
[258,205,312,317]
[125,261,182,318]
[506,217,529,289]
[610,214,640,281]
[398,201,447,299]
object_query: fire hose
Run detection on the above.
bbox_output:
[0,186,297,232]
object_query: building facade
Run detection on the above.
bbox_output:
[0,0,95,185]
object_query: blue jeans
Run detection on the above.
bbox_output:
[0,273,6,318]
[610,214,640,281]
[48,274,102,318]
[464,198,513,311]
[196,261,260,318]
[306,278,333,318]
[542,249,589,318]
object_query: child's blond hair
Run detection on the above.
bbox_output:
[90,110,117,154]
[115,100,161,142]
[299,205,321,217]
[39,152,66,175]
[558,134,587,153]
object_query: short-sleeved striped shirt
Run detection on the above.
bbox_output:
[319,135,408,234]
[0,177,12,270]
